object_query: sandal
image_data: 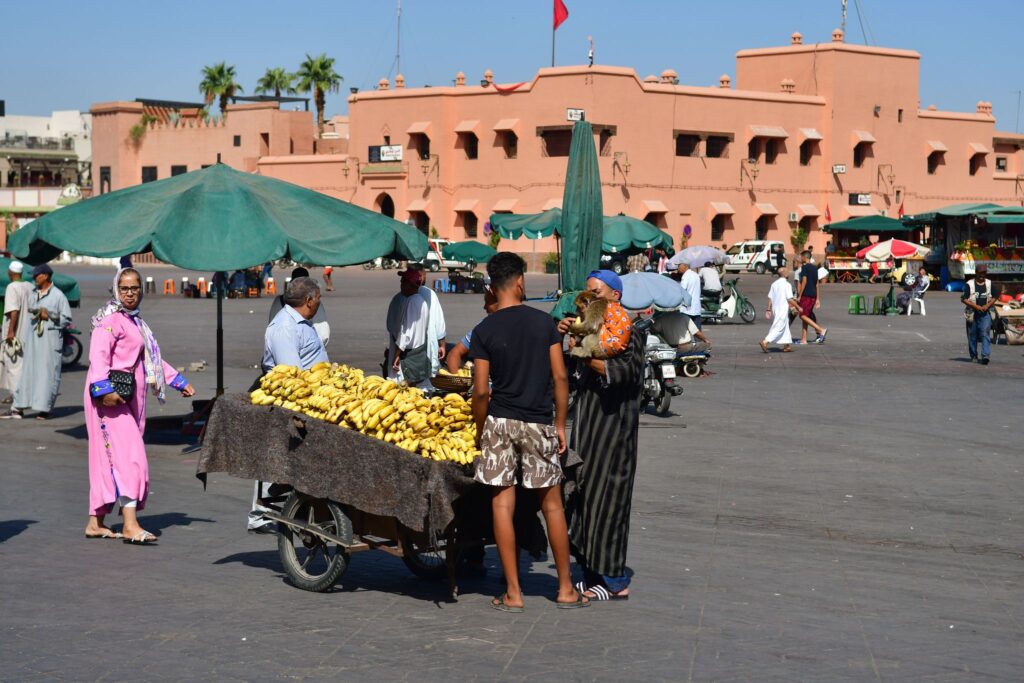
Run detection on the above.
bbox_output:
[85,529,123,540]
[490,594,524,613]
[123,531,158,545]
[575,581,629,601]
[556,592,591,609]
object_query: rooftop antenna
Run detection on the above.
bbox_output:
[396,0,402,76]
[588,36,594,67]
[1015,89,1022,133]
[841,0,847,34]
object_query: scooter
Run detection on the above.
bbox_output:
[61,324,83,366]
[701,278,756,324]
[637,319,682,416]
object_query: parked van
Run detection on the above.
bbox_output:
[414,238,473,272]
[724,240,786,274]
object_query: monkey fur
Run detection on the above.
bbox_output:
[568,291,610,359]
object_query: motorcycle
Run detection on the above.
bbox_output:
[61,324,83,366]
[701,277,756,324]
[636,319,681,416]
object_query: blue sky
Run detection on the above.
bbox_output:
[4,0,1023,132]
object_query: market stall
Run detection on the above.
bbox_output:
[822,215,919,282]
[903,203,1024,281]
[197,363,547,595]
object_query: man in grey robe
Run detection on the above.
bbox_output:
[4,264,72,419]
[1,261,34,401]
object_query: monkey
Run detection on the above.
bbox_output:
[568,291,608,358]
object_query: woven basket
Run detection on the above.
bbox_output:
[430,374,473,393]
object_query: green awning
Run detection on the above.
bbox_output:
[902,202,1004,225]
[489,209,562,239]
[442,240,496,263]
[601,214,673,254]
[823,215,911,234]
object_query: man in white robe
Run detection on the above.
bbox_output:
[385,268,446,388]
[760,264,797,353]
[6,264,72,418]
[1,261,34,400]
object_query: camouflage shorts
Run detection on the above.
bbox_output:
[474,416,563,489]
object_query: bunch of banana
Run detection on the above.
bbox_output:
[437,367,472,378]
[250,363,481,465]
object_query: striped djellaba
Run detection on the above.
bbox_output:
[566,331,644,577]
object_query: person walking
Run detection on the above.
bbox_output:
[84,268,194,543]
[795,251,827,344]
[962,264,997,364]
[1,261,33,403]
[760,264,797,353]
[385,267,446,388]
[558,271,645,601]
[4,264,72,420]
[470,252,587,611]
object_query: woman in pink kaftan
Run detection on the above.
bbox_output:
[84,269,194,544]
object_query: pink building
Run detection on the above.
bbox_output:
[94,30,1024,261]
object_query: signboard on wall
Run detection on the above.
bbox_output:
[848,193,871,206]
[379,145,403,162]
[566,108,586,122]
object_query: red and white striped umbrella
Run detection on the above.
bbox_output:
[856,238,930,262]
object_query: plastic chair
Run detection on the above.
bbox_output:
[265,277,277,295]
[847,294,866,314]
[145,276,156,294]
[871,296,887,315]
[196,277,207,296]
[907,280,929,316]
[247,287,260,298]
[180,277,190,297]
[162,279,175,295]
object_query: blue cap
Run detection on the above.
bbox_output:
[31,263,53,277]
[586,269,623,294]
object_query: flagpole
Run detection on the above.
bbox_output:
[551,26,556,67]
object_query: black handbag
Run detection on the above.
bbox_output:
[108,370,136,400]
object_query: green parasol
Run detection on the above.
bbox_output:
[8,164,427,270]
[822,215,912,234]
[441,240,497,264]
[0,257,81,308]
[552,121,603,318]
[602,214,673,254]
[489,208,562,239]
[7,164,428,395]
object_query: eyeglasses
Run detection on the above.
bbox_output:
[118,286,141,294]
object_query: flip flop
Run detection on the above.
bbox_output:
[123,531,158,545]
[556,592,591,609]
[85,530,123,540]
[490,594,524,613]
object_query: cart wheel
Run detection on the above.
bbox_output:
[401,531,449,581]
[683,361,701,378]
[277,492,351,592]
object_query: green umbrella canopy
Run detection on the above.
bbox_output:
[442,240,497,263]
[8,164,428,269]
[901,202,1003,226]
[489,208,562,239]
[560,121,603,292]
[602,214,673,254]
[822,215,911,234]
[0,257,81,308]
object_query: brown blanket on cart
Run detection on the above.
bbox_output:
[196,393,476,533]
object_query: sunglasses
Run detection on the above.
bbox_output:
[118,286,142,294]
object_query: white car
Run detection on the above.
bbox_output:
[723,240,786,274]
[415,238,473,272]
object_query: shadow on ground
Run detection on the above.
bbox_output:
[0,519,37,543]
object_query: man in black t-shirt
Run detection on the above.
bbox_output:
[469,252,588,612]
[796,250,827,344]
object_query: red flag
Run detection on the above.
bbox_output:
[825,204,832,223]
[897,201,905,218]
[554,0,569,29]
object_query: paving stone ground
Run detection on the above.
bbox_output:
[1,265,1022,682]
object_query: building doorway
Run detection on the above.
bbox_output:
[376,193,395,218]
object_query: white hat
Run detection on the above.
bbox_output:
[8,261,24,274]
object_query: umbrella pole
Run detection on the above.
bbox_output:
[556,235,562,291]
[216,289,224,396]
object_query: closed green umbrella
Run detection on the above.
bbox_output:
[552,121,603,318]
[0,257,81,308]
[489,208,562,239]
[441,240,497,264]
[8,164,428,395]
[602,214,673,254]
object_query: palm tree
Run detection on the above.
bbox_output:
[295,53,343,136]
[199,62,243,117]
[255,67,295,99]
